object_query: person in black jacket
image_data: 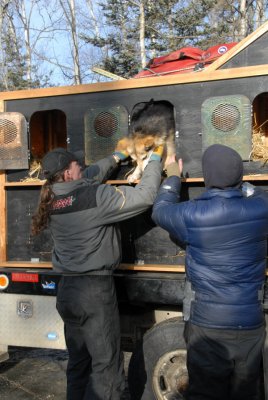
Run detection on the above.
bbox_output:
[152,144,268,400]
[31,143,163,400]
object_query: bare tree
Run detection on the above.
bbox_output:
[85,0,101,41]
[139,0,146,67]
[255,0,265,27]
[0,0,267,87]
[0,0,10,89]
[79,0,108,81]
[239,0,248,37]
[7,0,56,87]
[15,0,32,81]
[0,0,34,90]
[58,0,81,84]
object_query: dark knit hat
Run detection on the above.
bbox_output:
[42,148,79,179]
[202,144,243,189]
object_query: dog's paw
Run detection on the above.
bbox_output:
[127,168,142,183]
[115,137,134,154]
[127,173,141,183]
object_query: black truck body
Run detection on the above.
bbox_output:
[0,21,268,399]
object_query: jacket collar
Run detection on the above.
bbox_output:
[52,178,87,196]
[200,188,243,200]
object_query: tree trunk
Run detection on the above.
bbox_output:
[255,0,264,27]
[139,0,146,68]
[0,0,9,89]
[17,0,32,82]
[59,0,82,85]
[239,0,247,37]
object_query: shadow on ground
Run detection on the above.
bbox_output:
[0,347,130,399]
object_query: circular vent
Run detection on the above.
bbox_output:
[211,103,240,132]
[94,111,118,138]
[0,119,18,145]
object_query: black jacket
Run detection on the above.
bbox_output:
[50,156,161,274]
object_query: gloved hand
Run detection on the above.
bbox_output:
[113,138,131,161]
[149,145,164,162]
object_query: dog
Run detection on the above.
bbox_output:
[116,100,176,183]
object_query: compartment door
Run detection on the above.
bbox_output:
[84,105,129,164]
[0,112,28,169]
[202,95,252,160]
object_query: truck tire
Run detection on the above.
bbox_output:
[128,317,188,400]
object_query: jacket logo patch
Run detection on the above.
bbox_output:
[52,195,75,210]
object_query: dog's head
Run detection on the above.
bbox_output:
[129,100,174,168]
[132,134,164,166]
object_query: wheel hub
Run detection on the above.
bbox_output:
[152,349,188,399]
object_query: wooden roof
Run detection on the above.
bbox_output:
[206,20,268,71]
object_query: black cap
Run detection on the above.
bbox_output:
[202,144,243,189]
[42,148,80,179]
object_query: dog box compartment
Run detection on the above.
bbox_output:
[201,95,252,160]
[0,112,28,169]
[84,105,129,164]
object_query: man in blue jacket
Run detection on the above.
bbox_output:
[152,144,268,400]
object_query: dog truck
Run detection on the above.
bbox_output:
[0,21,268,400]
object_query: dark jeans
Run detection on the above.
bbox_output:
[56,275,125,400]
[184,322,266,400]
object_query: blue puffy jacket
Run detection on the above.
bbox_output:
[152,176,268,329]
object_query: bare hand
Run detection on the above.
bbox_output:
[178,158,183,176]
[165,154,176,165]
[165,156,183,177]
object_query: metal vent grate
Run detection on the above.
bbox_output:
[85,105,129,164]
[211,104,241,132]
[94,111,119,138]
[0,119,18,145]
[202,95,252,160]
[0,112,28,169]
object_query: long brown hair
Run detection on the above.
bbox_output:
[31,170,65,236]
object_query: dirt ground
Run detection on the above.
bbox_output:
[0,347,131,399]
